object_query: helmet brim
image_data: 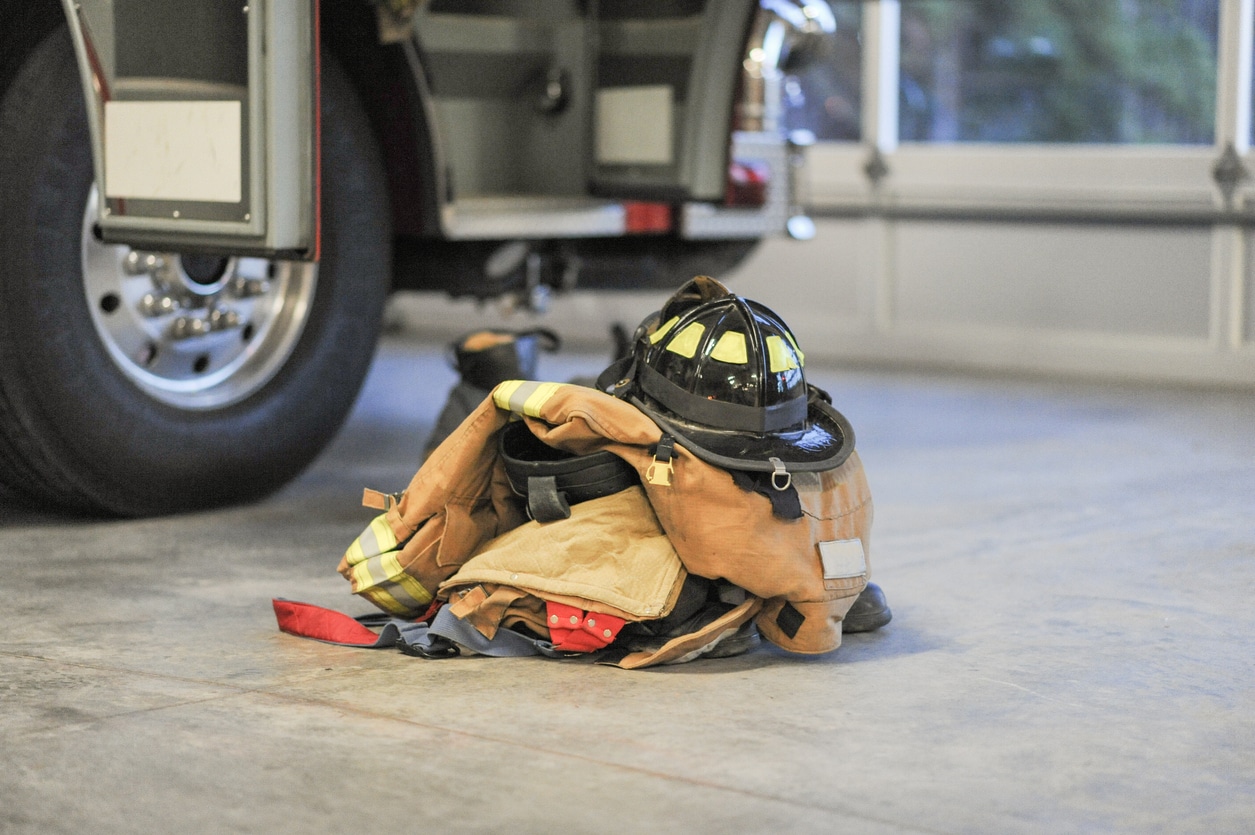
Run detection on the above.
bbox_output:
[633,394,855,473]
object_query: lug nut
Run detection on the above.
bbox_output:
[152,260,180,289]
[231,276,270,298]
[171,316,211,339]
[209,306,241,330]
[124,251,146,274]
[139,293,179,316]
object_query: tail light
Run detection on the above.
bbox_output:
[623,201,673,234]
[726,159,770,207]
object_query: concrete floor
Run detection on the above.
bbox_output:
[2,332,1254,834]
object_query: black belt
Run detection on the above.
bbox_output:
[499,421,639,523]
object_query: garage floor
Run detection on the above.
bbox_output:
[3,331,1253,834]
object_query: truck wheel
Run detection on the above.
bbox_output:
[0,28,390,516]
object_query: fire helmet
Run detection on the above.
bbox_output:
[607,276,854,473]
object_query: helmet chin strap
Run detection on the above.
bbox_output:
[595,354,637,397]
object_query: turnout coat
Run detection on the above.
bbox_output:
[338,380,874,663]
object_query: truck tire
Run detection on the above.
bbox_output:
[0,27,390,516]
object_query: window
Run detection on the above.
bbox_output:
[898,0,1219,144]
[780,0,864,141]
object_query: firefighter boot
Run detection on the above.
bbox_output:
[842,582,892,633]
[425,329,559,459]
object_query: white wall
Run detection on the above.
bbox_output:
[390,212,1255,387]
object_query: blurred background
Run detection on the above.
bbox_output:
[401,0,1255,388]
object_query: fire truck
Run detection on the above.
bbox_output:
[0,0,829,515]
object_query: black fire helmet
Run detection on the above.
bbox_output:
[605,276,854,474]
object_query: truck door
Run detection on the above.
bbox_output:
[63,0,316,257]
[590,0,758,203]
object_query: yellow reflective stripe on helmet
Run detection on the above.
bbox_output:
[710,331,748,364]
[786,331,806,367]
[493,380,563,418]
[766,335,800,372]
[649,316,679,344]
[666,322,706,358]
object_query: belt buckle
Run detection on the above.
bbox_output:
[645,457,673,486]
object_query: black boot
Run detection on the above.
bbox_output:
[424,329,558,459]
[843,582,892,633]
[451,328,558,391]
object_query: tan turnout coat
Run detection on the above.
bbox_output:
[338,380,874,660]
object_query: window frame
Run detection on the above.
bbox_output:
[805,0,1255,223]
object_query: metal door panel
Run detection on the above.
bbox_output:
[590,0,757,202]
[63,0,316,256]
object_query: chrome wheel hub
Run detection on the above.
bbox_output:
[81,188,317,409]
